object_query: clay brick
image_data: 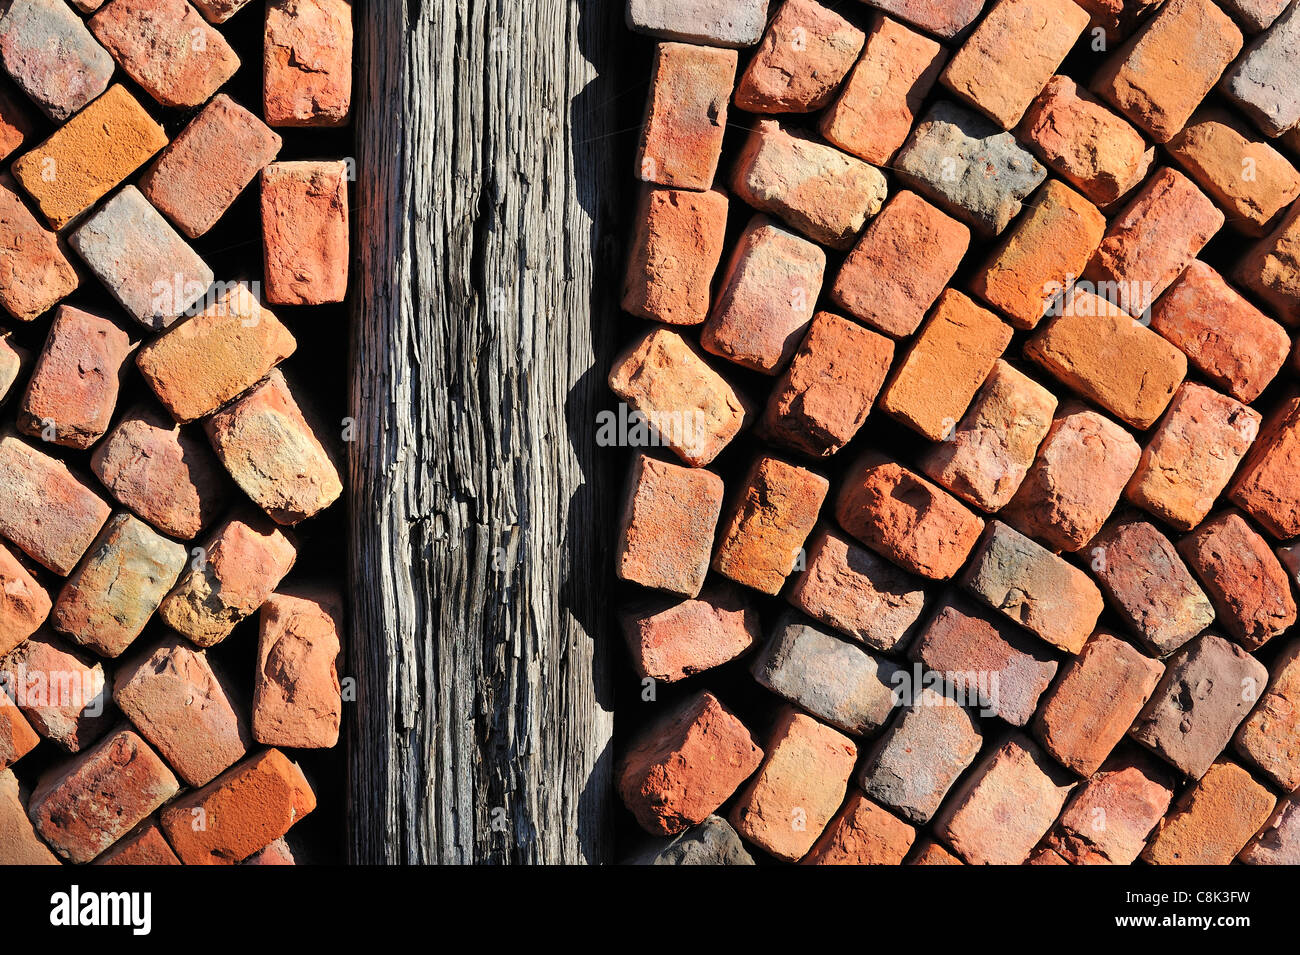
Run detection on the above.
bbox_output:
[1025,288,1187,430]
[0,540,50,658]
[91,404,230,541]
[909,839,963,864]
[0,632,112,751]
[0,0,113,121]
[1142,759,1275,864]
[626,0,771,47]
[0,178,78,322]
[1089,516,1215,656]
[0,688,39,769]
[830,190,969,338]
[11,84,167,231]
[95,820,180,864]
[1149,261,1289,403]
[89,0,239,109]
[736,0,863,114]
[616,454,722,598]
[618,691,763,835]
[1220,0,1290,31]
[160,748,316,865]
[244,836,298,865]
[835,454,985,581]
[0,434,111,576]
[1131,632,1269,778]
[700,216,826,374]
[29,726,178,863]
[819,14,946,166]
[264,0,352,127]
[894,100,1046,235]
[159,511,296,648]
[1093,0,1243,142]
[139,94,282,238]
[860,685,983,824]
[759,311,893,455]
[136,284,297,424]
[191,0,252,23]
[713,455,827,594]
[1240,796,1300,864]
[1180,510,1295,650]
[879,289,1012,440]
[933,734,1075,865]
[1043,750,1175,864]
[625,814,756,866]
[0,333,21,404]
[919,359,1057,512]
[619,583,759,682]
[1221,0,1300,136]
[801,791,916,864]
[1230,397,1300,539]
[730,119,887,249]
[786,526,926,652]
[51,514,186,659]
[1002,404,1140,552]
[1237,201,1300,324]
[607,327,746,467]
[203,369,344,525]
[261,160,349,305]
[970,180,1106,329]
[253,589,344,749]
[910,593,1060,726]
[17,306,130,450]
[752,613,901,736]
[863,0,986,38]
[1235,639,1300,790]
[1074,0,1165,40]
[1018,75,1154,207]
[1035,631,1163,775]
[622,187,729,325]
[636,42,735,189]
[0,78,35,160]
[729,707,857,861]
[0,767,57,863]
[961,520,1104,654]
[941,0,1089,128]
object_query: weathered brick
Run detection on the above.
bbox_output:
[0,78,35,160]
[1236,201,1300,324]
[94,819,180,864]
[0,333,22,404]
[159,511,296,648]
[139,94,282,238]
[729,707,857,862]
[622,187,729,325]
[0,633,111,751]
[909,839,963,864]
[1002,403,1140,552]
[636,42,735,189]
[1043,750,1175,864]
[1093,0,1243,142]
[801,791,916,864]
[0,687,39,769]
[1235,638,1300,790]
[0,178,78,322]
[616,454,722,598]
[786,526,926,653]
[1073,0,1165,40]
[619,583,759,682]
[253,589,343,749]
[1221,0,1300,136]
[1240,796,1300,865]
[89,0,239,109]
[264,0,352,126]
[1131,632,1269,778]
[835,454,985,581]
[830,190,969,338]
[625,0,771,48]
[29,726,178,863]
[759,311,892,455]
[879,289,1012,440]
[160,748,316,864]
[0,0,113,121]
[51,514,186,659]
[701,216,825,374]
[619,691,763,835]
[17,306,131,449]
[819,14,946,165]
[919,359,1057,512]
[961,520,1104,654]
[730,119,887,249]
[713,456,827,594]
[136,284,296,424]
[11,84,167,231]
[0,767,57,863]
[736,0,862,113]
[191,0,253,23]
[894,100,1046,235]
[933,734,1075,865]
[243,836,298,865]
[1088,516,1215,656]
[261,160,349,305]
[625,814,755,866]
[1143,759,1275,864]
[1220,0,1290,31]
[862,0,986,38]
[0,540,50,659]
[1230,397,1300,539]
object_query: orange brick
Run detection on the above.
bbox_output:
[0,177,78,322]
[1236,201,1300,324]
[616,454,723,598]
[636,42,736,189]
[261,160,349,305]
[0,541,50,658]
[622,187,729,326]
[0,689,39,770]
[1236,639,1300,791]
[735,0,862,113]
[0,633,111,752]
[1230,396,1300,539]
[1142,759,1275,864]
[801,792,916,864]
[618,583,759,683]
[1043,750,1175,864]
[94,820,180,865]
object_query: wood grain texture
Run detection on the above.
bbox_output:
[346,0,624,863]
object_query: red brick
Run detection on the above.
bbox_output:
[1074,0,1166,40]
[830,191,969,338]
[1026,847,1069,864]
[1230,397,1300,539]
[191,0,252,23]
[0,768,58,864]
[909,839,963,864]
[0,688,39,769]
[1236,201,1300,324]
[1142,759,1275,864]
[94,820,180,865]
[1043,750,1175,864]
[1235,638,1300,791]
[616,454,723,598]
[244,836,298,865]
[801,791,916,864]
[0,177,78,323]
[160,748,316,864]
[0,541,49,658]
[619,690,763,835]
[0,633,112,752]
[619,583,759,683]
[637,42,736,188]
[0,0,114,121]
[865,0,987,38]
[0,79,35,161]
[622,187,728,326]
[0,332,23,404]
[736,0,863,114]
[1240,796,1300,865]
[713,455,827,595]
[253,589,343,749]
[264,0,352,127]
[261,160,349,305]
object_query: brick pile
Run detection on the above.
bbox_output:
[614,0,1300,865]
[0,0,351,865]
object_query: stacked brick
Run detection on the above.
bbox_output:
[0,0,352,865]
[613,0,1300,865]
